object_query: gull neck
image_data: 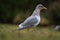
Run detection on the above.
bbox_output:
[32,8,41,16]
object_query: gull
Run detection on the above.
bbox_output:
[54,25,60,31]
[16,4,47,30]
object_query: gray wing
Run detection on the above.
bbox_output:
[21,16,38,28]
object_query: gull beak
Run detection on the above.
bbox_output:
[44,7,47,9]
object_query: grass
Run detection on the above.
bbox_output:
[0,24,60,40]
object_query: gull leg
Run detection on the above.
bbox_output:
[27,26,37,32]
[28,27,34,32]
[26,27,34,32]
[33,27,37,31]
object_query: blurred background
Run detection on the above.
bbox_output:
[0,0,60,25]
[0,0,60,40]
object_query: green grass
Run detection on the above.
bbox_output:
[0,24,60,40]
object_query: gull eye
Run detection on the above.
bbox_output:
[38,6,43,8]
[40,5,43,7]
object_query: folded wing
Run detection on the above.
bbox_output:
[21,16,38,28]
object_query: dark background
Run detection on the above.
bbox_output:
[0,0,60,25]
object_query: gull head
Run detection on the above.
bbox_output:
[36,4,47,10]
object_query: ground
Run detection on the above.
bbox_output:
[0,24,60,40]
